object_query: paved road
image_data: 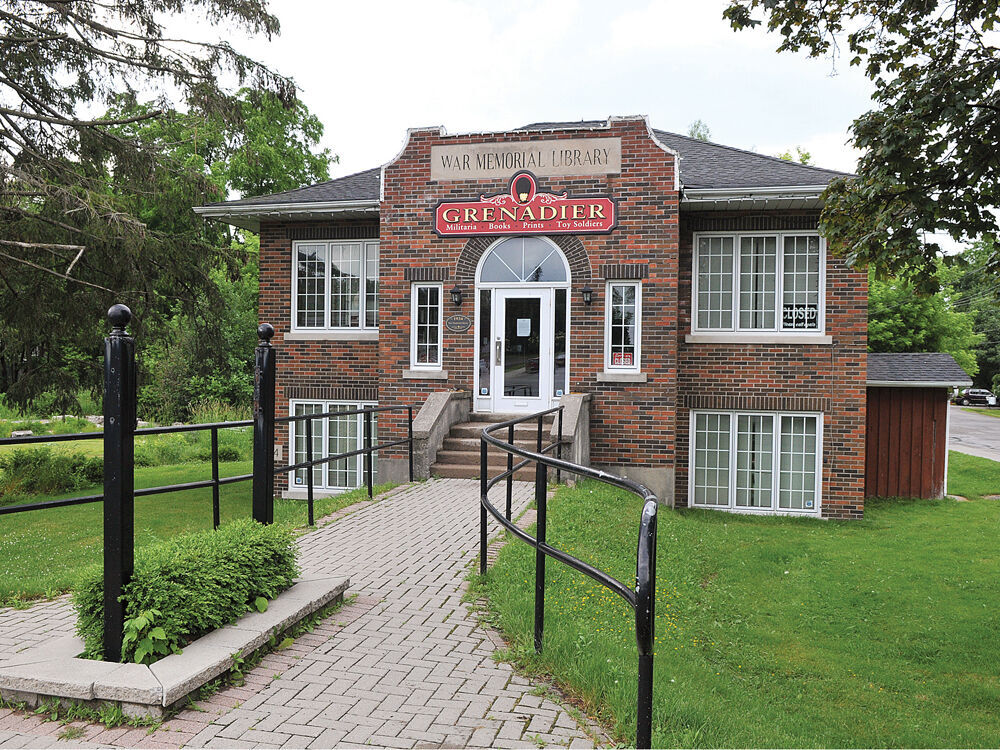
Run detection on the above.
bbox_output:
[949,405,1000,463]
[0,480,601,749]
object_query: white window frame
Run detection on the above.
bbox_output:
[409,283,443,370]
[691,231,826,336]
[291,240,379,332]
[688,409,823,516]
[287,399,377,492]
[604,281,642,372]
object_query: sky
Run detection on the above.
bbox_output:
[244,0,874,177]
[206,0,970,251]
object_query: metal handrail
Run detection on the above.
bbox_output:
[275,404,414,526]
[479,406,659,749]
[0,419,254,521]
[0,405,415,530]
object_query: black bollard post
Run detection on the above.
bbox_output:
[103,304,136,662]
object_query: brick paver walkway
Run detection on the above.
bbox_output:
[0,479,602,749]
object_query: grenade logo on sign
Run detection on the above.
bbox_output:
[433,171,617,237]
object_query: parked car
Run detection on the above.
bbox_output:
[952,388,997,407]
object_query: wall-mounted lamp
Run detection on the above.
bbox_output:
[450,284,464,307]
[580,285,594,306]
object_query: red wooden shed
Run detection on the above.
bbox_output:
[866,353,972,499]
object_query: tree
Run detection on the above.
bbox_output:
[724,1,1000,291]
[942,238,1000,389]
[867,271,982,377]
[0,2,318,410]
[776,146,812,165]
[687,119,712,141]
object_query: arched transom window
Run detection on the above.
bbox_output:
[478,237,569,284]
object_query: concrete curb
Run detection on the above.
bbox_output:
[0,576,348,717]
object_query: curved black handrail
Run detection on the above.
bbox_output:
[479,406,659,749]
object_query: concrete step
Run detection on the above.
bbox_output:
[467,412,556,424]
[431,462,537,481]
[450,421,556,439]
[442,436,552,453]
[435,450,546,467]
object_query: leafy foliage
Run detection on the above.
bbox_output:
[73,518,298,662]
[0,447,102,499]
[724,0,1000,289]
[942,238,1000,388]
[867,270,981,375]
[775,146,812,164]
[122,608,177,665]
[0,4,334,413]
[686,119,712,141]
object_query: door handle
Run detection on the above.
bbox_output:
[495,338,502,365]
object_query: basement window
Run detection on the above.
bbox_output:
[289,401,377,490]
[690,410,822,514]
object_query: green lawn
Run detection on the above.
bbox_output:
[0,461,393,603]
[961,407,1000,419]
[479,451,1000,748]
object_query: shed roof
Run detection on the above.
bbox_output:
[867,353,972,388]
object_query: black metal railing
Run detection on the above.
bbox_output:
[0,306,415,664]
[0,419,254,521]
[479,406,659,749]
[274,405,414,526]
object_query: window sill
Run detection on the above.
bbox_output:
[597,371,647,383]
[685,333,832,345]
[402,369,449,380]
[284,330,378,342]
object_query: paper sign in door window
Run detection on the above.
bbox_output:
[516,318,531,337]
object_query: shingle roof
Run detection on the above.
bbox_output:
[867,353,972,386]
[202,119,852,209]
[520,121,850,189]
[206,167,381,207]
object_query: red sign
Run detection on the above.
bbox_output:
[433,171,616,237]
[612,352,633,367]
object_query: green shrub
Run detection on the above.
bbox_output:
[72,519,299,663]
[189,399,251,424]
[79,456,104,485]
[0,447,104,496]
[0,447,85,494]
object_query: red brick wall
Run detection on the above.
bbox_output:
[377,118,679,470]
[674,212,867,519]
[259,221,380,493]
[256,122,868,518]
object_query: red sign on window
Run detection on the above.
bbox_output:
[434,171,616,237]
[612,352,633,367]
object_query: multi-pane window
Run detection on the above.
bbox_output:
[293,240,378,330]
[738,237,776,329]
[291,401,377,490]
[691,411,820,513]
[411,284,442,368]
[735,415,773,508]
[694,233,822,332]
[606,282,641,370]
[696,237,734,329]
[779,415,818,510]
[781,236,821,330]
[692,413,730,506]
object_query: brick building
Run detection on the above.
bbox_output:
[197,116,868,519]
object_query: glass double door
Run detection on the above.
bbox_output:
[481,288,567,414]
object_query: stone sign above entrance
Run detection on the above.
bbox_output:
[430,137,621,181]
